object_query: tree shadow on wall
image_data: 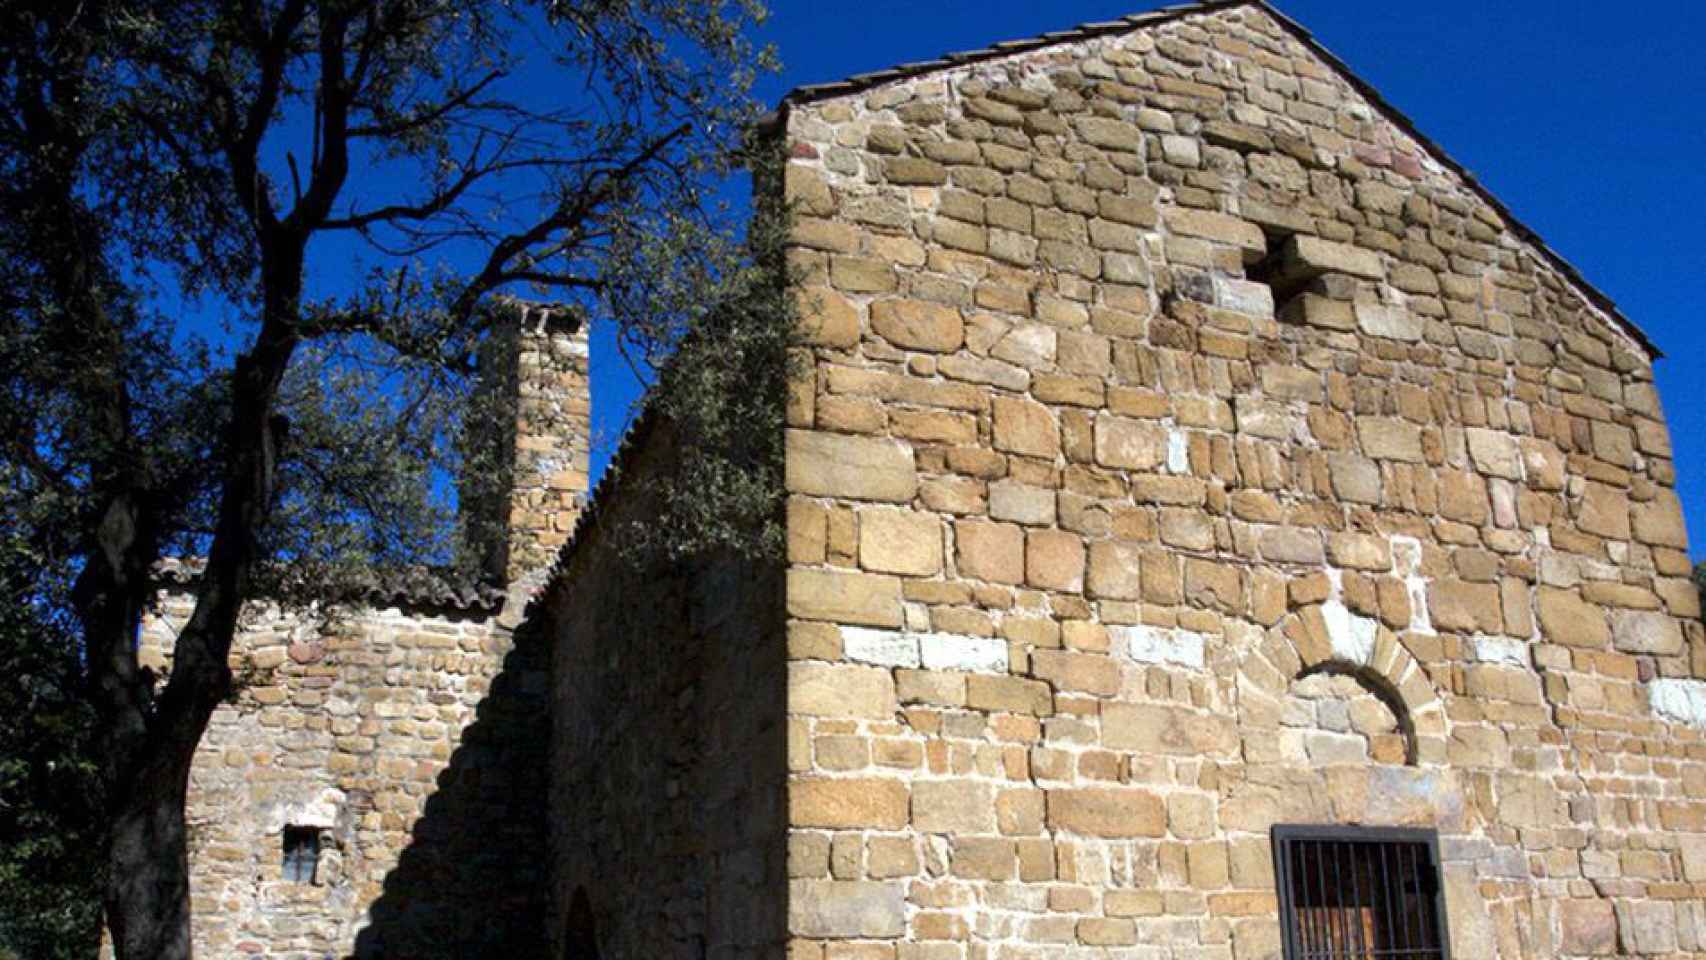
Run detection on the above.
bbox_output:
[351,606,553,959]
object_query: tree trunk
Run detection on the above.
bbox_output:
[103,748,196,960]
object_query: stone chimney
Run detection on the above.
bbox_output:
[461,301,592,587]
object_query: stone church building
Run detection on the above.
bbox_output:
[147,1,1706,957]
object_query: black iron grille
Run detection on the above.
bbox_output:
[1272,825,1451,960]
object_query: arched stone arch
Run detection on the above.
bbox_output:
[1235,602,1447,767]
[1224,604,1465,834]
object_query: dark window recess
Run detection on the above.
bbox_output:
[282,826,320,884]
[1272,825,1451,960]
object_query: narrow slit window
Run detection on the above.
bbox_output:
[282,826,320,884]
[1272,825,1451,960]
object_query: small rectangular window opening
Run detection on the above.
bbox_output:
[282,826,320,884]
[1272,825,1451,960]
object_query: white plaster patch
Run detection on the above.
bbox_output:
[1388,535,1435,635]
[840,627,921,669]
[263,787,346,834]
[1321,600,1377,666]
[1167,427,1189,474]
[1649,679,1706,729]
[1113,624,1206,669]
[1472,637,1530,667]
[919,633,1009,674]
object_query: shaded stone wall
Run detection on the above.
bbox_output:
[779,5,1704,959]
[548,420,790,960]
[138,595,549,957]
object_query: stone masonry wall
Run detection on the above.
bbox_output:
[138,595,550,958]
[142,315,589,958]
[780,5,1705,960]
[548,419,790,960]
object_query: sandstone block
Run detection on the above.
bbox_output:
[788,568,904,628]
[790,662,897,719]
[1358,418,1423,462]
[988,481,1055,526]
[1276,234,1384,281]
[996,789,1045,835]
[993,397,1060,459]
[1465,428,1522,481]
[1427,580,1502,635]
[1277,293,1355,331]
[797,286,861,348]
[1610,610,1684,655]
[955,520,1025,585]
[912,779,996,833]
[792,778,909,829]
[1094,414,1168,470]
[1633,489,1688,548]
[1163,208,1266,261]
[786,429,916,502]
[1073,116,1142,152]
[1025,529,1085,593]
[1327,453,1382,504]
[790,879,906,937]
[1576,483,1630,540]
[884,156,947,185]
[1102,702,1237,756]
[870,300,964,353]
[859,508,943,576]
[1257,526,1324,565]
[1326,532,1391,571]
[829,256,895,293]
[1046,787,1166,837]
[966,674,1053,716]
[950,836,1016,880]
[1086,541,1142,600]
[1355,301,1423,341]
[1536,588,1608,648]
[1559,899,1618,956]
[1030,649,1120,697]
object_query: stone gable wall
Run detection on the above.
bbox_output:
[779,6,1704,959]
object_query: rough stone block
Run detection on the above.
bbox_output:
[1094,414,1167,470]
[790,662,897,719]
[1025,529,1085,593]
[870,300,964,353]
[1358,418,1424,462]
[1045,787,1166,837]
[1086,541,1142,600]
[955,520,1025,585]
[1276,234,1384,281]
[993,397,1060,459]
[789,879,906,937]
[788,568,904,628]
[1611,610,1684,655]
[912,779,997,833]
[859,508,943,576]
[1536,588,1608,648]
[791,778,909,829]
[1355,301,1423,341]
[786,429,917,502]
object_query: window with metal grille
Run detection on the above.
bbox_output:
[1272,825,1451,960]
[282,826,319,884]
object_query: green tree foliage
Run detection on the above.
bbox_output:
[0,525,103,960]
[0,1,784,956]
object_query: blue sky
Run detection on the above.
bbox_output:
[587,0,1706,554]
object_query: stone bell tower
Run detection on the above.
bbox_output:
[461,300,593,589]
